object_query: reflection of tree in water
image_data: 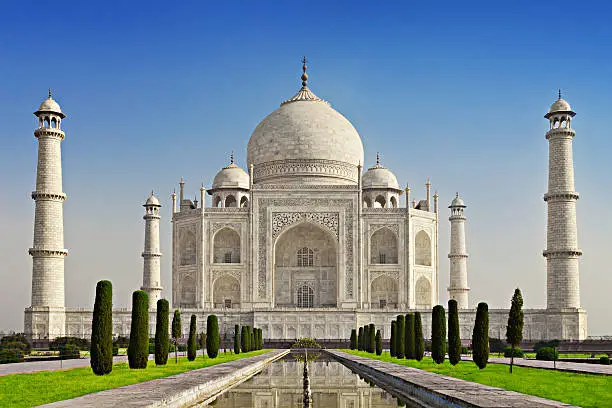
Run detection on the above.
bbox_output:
[302,350,312,408]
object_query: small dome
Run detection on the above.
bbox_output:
[450,193,465,208]
[362,155,399,190]
[549,98,571,113]
[35,90,66,118]
[212,162,249,190]
[145,192,160,206]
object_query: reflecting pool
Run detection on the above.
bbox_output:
[205,352,414,407]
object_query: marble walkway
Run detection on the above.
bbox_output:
[329,350,578,408]
[39,349,288,408]
[487,356,612,375]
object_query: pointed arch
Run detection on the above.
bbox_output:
[240,196,248,207]
[225,195,237,207]
[370,227,398,264]
[213,227,240,263]
[374,195,386,208]
[179,229,197,266]
[213,274,240,309]
[364,196,372,208]
[415,276,432,308]
[415,230,432,266]
[370,274,398,309]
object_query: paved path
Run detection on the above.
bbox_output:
[0,351,203,376]
[486,356,612,376]
[329,350,577,408]
[40,349,288,408]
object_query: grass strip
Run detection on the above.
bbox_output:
[0,349,269,408]
[340,349,612,408]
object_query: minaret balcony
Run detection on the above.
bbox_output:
[543,192,579,201]
[543,248,582,258]
[34,128,65,140]
[31,191,67,201]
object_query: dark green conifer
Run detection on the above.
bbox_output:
[90,280,113,375]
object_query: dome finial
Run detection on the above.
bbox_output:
[230,151,234,165]
[48,88,52,99]
[558,88,562,100]
[456,192,459,198]
[301,56,308,87]
[376,152,380,166]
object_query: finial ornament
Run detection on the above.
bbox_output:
[558,88,562,100]
[456,192,459,198]
[151,190,154,196]
[48,88,52,99]
[230,151,234,165]
[180,177,184,184]
[376,152,380,166]
[301,56,308,87]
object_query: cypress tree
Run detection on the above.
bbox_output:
[128,290,149,369]
[375,330,382,356]
[234,324,241,354]
[368,323,376,353]
[506,288,524,374]
[396,315,405,359]
[187,315,197,361]
[90,280,113,375]
[154,298,169,366]
[240,326,248,352]
[390,320,396,357]
[357,327,364,351]
[472,302,489,369]
[448,299,461,365]
[171,309,182,363]
[350,329,357,350]
[258,328,263,349]
[199,332,206,355]
[405,313,415,360]
[206,315,220,358]
[252,328,258,350]
[250,327,255,351]
[414,312,424,361]
[431,305,446,364]
[362,325,368,352]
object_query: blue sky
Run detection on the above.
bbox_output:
[1,1,611,335]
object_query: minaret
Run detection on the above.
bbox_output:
[141,191,163,309]
[543,91,581,309]
[26,90,68,341]
[448,193,469,309]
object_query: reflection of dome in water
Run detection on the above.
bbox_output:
[247,60,364,185]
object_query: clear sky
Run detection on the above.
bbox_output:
[1,1,611,335]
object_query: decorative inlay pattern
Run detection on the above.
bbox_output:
[369,270,400,284]
[369,224,399,236]
[253,159,358,183]
[257,198,354,299]
[212,223,242,235]
[212,269,241,283]
[272,212,339,240]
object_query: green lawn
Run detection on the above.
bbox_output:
[0,350,269,408]
[340,350,612,408]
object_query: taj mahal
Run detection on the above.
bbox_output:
[24,60,587,345]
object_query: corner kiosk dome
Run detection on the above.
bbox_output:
[449,192,465,208]
[246,59,364,185]
[362,154,400,190]
[145,192,161,206]
[545,90,575,119]
[211,154,249,191]
[35,89,65,118]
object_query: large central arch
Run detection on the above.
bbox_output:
[273,221,338,308]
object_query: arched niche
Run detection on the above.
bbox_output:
[390,196,398,208]
[225,195,237,207]
[213,274,240,309]
[370,227,398,264]
[240,196,249,207]
[374,195,386,208]
[180,272,196,307]
[364,196,372,208]
[213,195,222,208]
[415,230,432,266]
[370,274,398,309]
[415,276,432,309]
[179,229,197,266]
[213,228,240,263]
[274,222,337,307]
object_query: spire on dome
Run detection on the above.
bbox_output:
[49,88,52,99]
[281,57,327,106]
[558,88,562,100]
[376,152,380,166]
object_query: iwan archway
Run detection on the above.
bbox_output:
[273,222,338,308]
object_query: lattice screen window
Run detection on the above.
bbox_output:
[297,247,314,267]
[297,285,314,308]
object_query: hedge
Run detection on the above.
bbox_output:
[536,347,559,361]
[504,346,524,358]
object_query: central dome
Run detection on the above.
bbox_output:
[247,63,364,185]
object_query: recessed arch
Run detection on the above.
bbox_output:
[213,274,240,309]
[179,229,197,266]
[274,221,337,308]
[240,196,248,207]
[415,276,432,308]
[370,227,398,264]
[225,195,237,207]
[374,195,386,208]
[370,274,398,309]
[390,196,398,208]
[415,230,432,266]
[213,195,222,208]
[213,227,240,263]
[364,196,372,208]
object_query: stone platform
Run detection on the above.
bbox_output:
[39,349,289,408]
[328,350,577,408]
